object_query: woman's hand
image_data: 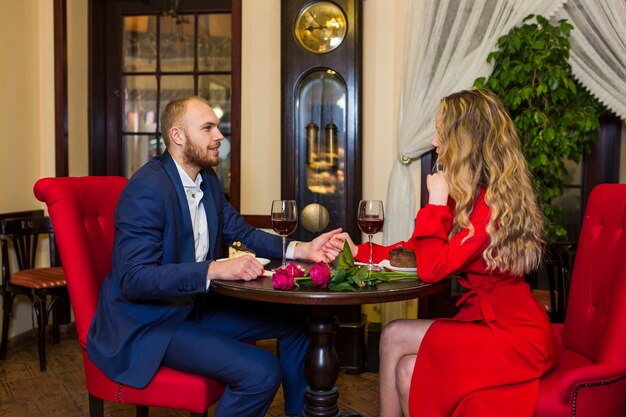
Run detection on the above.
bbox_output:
[326,232,358,258]
[426,171,449,205]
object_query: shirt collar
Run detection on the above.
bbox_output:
[173,159,203,189]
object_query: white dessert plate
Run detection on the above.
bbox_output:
[380,259,417,273]
[216,257,271,266]
[354,261,383,268]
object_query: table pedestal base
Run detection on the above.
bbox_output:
[303,387,339,417]
[302,308,362,417]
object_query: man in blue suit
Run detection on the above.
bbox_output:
[87,96,343,416]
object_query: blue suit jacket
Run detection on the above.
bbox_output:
[86,151,283,388]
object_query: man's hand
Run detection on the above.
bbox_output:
[294,228,344,263]
[206,256,264,281]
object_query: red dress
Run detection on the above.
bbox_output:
[356,189,557,417]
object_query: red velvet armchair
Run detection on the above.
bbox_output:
[34,176,224,417]
[534,184,626,417]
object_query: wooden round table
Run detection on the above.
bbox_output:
[211,273,447,417]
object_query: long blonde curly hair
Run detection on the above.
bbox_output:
[436,89,544,276]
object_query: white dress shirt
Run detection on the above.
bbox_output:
[174,161,209,263]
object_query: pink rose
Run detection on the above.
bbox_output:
[309,262,331,288]
[272,268,295,290]
[285,262,305,278]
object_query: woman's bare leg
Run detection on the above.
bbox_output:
[396,354,417,416]
[379,319,434,417]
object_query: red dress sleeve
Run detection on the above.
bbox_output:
[354,240,409,264]
[412,193,491,283]
[355,190,492,281]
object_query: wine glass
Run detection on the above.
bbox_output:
[271,200,298,268]
[357,200,384,271]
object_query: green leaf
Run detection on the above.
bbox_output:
[532,40,545,49]
[331,268,349,284]
[328,282,358,292]
[511,34,522,51]
[536,83,547,95]
[338,241,355,269]
[351,267,370,288]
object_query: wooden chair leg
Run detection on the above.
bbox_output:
[0,292,15,359]
[136,405,149,417]
[33,294,48,371]
[88,394,104,417]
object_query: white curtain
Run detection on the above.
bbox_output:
[556,0,626,121]
[380,0,567,324]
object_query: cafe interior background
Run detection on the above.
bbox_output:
[1,0,625,354]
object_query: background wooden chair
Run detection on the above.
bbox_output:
[534,183,626,417]
[34,176,225,417]
[0,212,67,371]
[0,209,43,359]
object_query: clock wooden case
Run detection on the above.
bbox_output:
[281,0,362,243]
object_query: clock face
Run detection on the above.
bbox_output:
[294,1,347,54]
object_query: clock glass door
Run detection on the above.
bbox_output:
[296,69,347,240]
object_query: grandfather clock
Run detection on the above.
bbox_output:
[282,0,365,375]
[281,0,362,243]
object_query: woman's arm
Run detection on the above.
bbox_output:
[412,199,490,283]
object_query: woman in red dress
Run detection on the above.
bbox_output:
[334,89,557,417]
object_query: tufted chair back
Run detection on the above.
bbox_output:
[535,183,626,417]
[561,184,626,365]
[34,176,126,348]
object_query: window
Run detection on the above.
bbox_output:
[122,13,233,193]
[88,0,240,203]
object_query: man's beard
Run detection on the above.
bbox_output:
[183,140,219,168]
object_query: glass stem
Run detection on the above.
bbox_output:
[368,234,374,267]
[282,235,287,267]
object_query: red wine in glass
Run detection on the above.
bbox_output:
[358,200,384,271]
[357,215,384,235]
[272,218,298,236]
[271,200,298,267]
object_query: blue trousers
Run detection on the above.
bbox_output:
[162,294,310,417]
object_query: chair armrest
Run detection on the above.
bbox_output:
[556,361,626,402]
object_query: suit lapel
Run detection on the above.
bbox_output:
[160,151,196,262]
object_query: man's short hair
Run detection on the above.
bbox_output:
[160,96,211,148]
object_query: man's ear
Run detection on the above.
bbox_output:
[170,126,184,146]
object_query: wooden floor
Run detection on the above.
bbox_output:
[0,333,379,417]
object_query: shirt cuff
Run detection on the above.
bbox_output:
[286,241,299,260]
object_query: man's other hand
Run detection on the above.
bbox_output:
[206,256,264,281]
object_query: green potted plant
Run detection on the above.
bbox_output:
[474,14,606,242]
